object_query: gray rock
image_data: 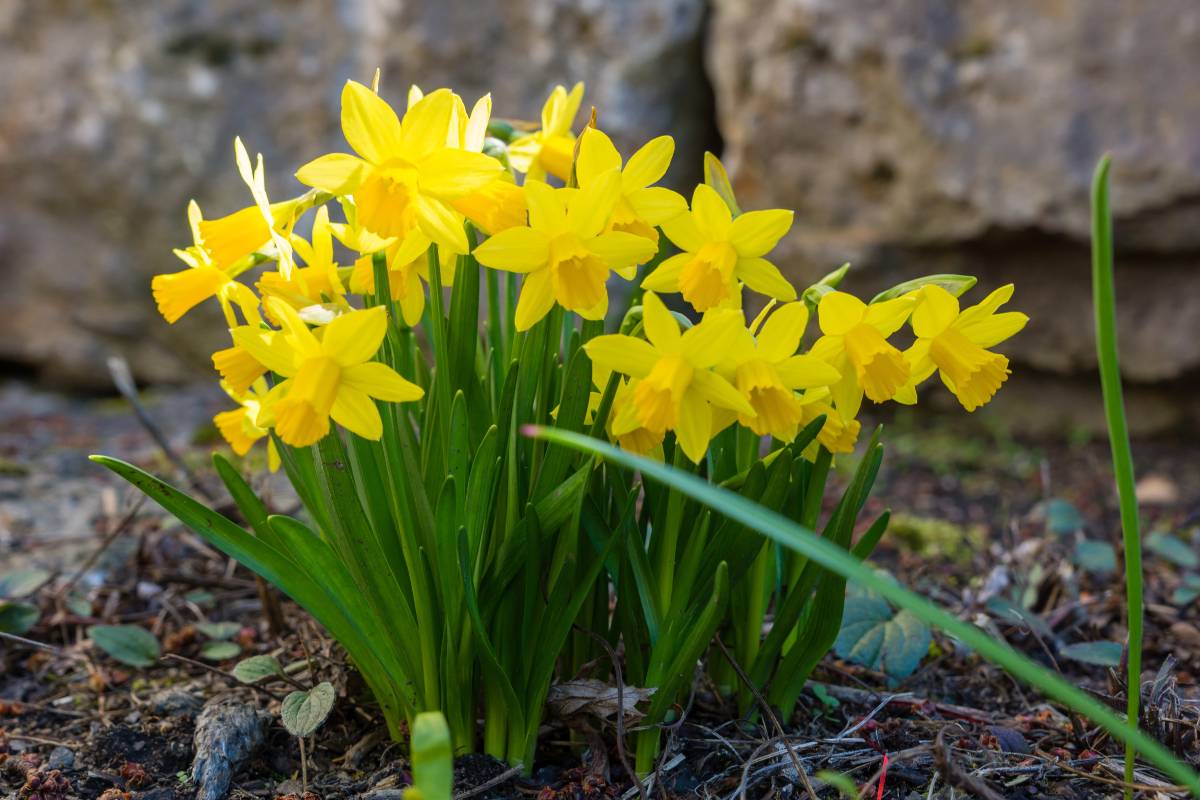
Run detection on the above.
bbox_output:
[708,0,1200,382]
[191,699,271,800]
[0,0,712,389]
[46,746,75,771]
[150,688,204,719]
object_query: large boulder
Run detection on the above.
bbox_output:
[709,0,1200,383]
[0,0,712,387]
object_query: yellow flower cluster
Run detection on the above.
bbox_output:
[149,78,1028,465]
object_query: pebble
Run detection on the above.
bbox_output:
[46,746,75,770]
[192,699,271,800]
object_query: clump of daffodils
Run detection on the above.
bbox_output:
[151,76,1027,466]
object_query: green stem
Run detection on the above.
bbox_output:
[531,428,1200,793]
[1091,155,1144,797]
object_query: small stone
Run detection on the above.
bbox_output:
[45,748,74,771]
[149,688,203,718]
[1136,474,1180,505]
[192,700,271,800]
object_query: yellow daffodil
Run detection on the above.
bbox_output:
[212,335,272,395]
[214,378,280,472]
[152,201,261,325]
[719,302,841,441]
[295,81,502,255]
[607,378,666,456]
[508,83,585,182]
[257,206,348,316]
[234,299,423,447]
[797,389,861,454]
[809,291,918,419]
[473,173,657,329]
[896,284,1029,411]
[575,128,687,251]
[584,292,755,462]
[643,184,795,312]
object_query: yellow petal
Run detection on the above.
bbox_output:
[863,294,918,336]
[959,311,1029,348]
[295,153,367,195]
[627,186,688,226]
[576,128,622,187]
[774,354,841,389]
[151,266,228,324]
[465,93,492,152]
[956,283,1016,327]
[623,135,673,190]
[341,80,403,164]
[322,306,387,366]
[400,88,455,158]
[514,269,556,331]
[911,285,959,338]
[231,326,296,377]
[817,291,866,335]
[680,308,744,368]
[690,369,755,416]
[728,209,793,258]
[584,335,659,379]
[660,209,707,252]
[330,386,383,440]
[691,184,732,239]
[212,344,267,395]
[342,362,424,402]
[474,227,552,273]
[567,168,622,239]
[641,291,681,352]
[640,252,688,293]
[674,391,712,463]
[585,231,657,270]
[736,257,797,301]
[524,180,568,235]
[755,302,809,363]
[416,195,469,255]
[418,149,503,198]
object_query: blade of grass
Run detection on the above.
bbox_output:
[526,427,1200,793]
[1092,154,1144,796]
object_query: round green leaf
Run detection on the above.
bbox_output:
[834,593,932,681]
[1073,539,1116,575]
[0,601,39,634]
[0,568,50,599]
[232,655,285,684]
[89,624,161,668]
[200,640,241,661]
[196,621,242,641]
[281,682,335,737]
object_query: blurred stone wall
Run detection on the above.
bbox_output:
[2,0,1198,428]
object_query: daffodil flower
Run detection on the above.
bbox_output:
[152,201,261,325]
[809,291,918,419]
[507,83,584,182]
[575,128,687,251]
[896,284,1029,411]
[715,302,841,442]
[257,206,348,316]
[643,184,795,312]
[473,173,657,329]
[295,82,502,255]
[234,299,424,447]
[796,389,861,454]
[584,292,755,462]
[214,378,280,472]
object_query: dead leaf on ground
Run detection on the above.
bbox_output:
[547,679,655,723]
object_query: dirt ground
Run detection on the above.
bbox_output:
[1,380,1198,799]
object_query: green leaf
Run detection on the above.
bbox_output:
[869,273,977,304]
[1073,539,1116,574]
[1060,641,1123,667]
[197,622,241,640]
[200,641,241,661]
[0,568,50,599]
[834,590,931,680]
[232,655,286,684]
[815,770,859,798]
[89,624,161,668]
[1147,532,1198,569]
[281,681,336,737]
[408,712,453,800]
[801,263,850,311]
[1042,498,1085,535]
[0,601,39,634]
[527,427,1200,794]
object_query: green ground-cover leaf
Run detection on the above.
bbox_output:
[90,624,161,667]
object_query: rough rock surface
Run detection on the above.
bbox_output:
[4,0,1200,397]
[0,0,713,387]
[709,0,1200,382]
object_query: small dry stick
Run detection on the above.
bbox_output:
[299,736,309,794]
[714,637,819,800]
